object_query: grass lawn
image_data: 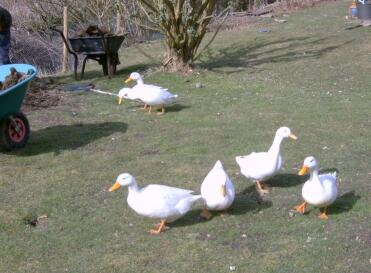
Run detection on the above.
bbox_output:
[1,0,370,272]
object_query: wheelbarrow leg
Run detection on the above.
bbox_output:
[107,53,112,79]
[101,55,108,76]
[72,52,79,80]
[81,55,90,80]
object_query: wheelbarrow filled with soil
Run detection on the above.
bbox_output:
[0,64,37,150]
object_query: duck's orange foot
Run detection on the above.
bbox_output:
[220,210,229,219]
[294,201,308,214]
[156,107,165,115]
[148,220,168,235]
[200,209,213,220]
[256,181,269,194]
[318,207,329,220]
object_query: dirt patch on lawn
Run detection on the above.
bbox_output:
[22,77,62,111]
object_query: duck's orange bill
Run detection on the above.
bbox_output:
[109,181,121,192]
[298,165,309,176]
[124,77,133,83]
[118,97,123,105]
[289,133,298,140]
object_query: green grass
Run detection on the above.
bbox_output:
[1,1,370,272]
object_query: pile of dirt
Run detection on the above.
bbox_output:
[0,67,32,91]
[22,77,62,110]
[73,25,113,38]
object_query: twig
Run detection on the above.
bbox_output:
[90,88,118,96]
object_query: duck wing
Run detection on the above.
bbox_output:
[140,184,194,207]
[236,152,269,174]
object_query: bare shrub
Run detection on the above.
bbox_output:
[273,0,337,13]
[10,30,61,75]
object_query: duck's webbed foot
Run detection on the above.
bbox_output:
[200,208,213,220]
[256,181,269,194]
[294,201,308,214]
[149,220,168,235]
[318,207,329,220]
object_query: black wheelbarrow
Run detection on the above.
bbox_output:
[52,27,126,80]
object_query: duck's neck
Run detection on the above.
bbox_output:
[309,168,320,182]
[308,167,326,190]
[268,134,283,156]
[128,181,140,194]
[136,78,144,85]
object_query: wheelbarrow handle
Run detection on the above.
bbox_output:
[50,25,79,80]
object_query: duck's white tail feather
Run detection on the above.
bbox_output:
[175,194,202,214]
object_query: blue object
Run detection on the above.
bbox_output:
[0,64,37,118]
[351,7,358,17]
[0,30,11,64]
[258,28,270,33]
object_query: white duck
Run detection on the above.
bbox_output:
[200,160,235,219]
[124,72,178,115]
[109,173,202,234]
[235,126,297,193]
[294,156,338,220]
[117,87,147,109]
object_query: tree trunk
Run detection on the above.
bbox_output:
[164,47,192,73]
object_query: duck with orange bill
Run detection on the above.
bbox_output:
[109,173,201,234]
[124,72,178,115]
[235,126,297,194]
[117,87,147,109]
[294,156,338,220]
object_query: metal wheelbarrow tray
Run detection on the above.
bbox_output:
[0,64,37,150]
[52,27,125,80]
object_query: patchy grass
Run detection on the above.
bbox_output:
[1,1,370,272]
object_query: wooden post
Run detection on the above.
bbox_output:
[115,11,121,34]
[62,6,68,73]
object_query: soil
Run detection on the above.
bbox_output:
[22,77,62,111]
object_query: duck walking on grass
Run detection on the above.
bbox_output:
[294,156,338,220]
[200,160,235,219]
[124,72,178,115]
[109,173,202,234]
[235,126,297,194]
[117,87,147,109]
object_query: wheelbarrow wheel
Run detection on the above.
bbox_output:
[0,112,30,150]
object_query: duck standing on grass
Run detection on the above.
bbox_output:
[235,126,297,194]
[124,72,178,115]
[294,156,338,220]
[109,173,202,234]
[200,160,235,219]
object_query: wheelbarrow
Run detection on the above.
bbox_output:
[52,26,126,80]
[0,64,37,150]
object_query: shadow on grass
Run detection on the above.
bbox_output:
[50,63,154,83]
[266,173,307,188]
[267,168,340,188]
[229,184,273,215]
[8,121,127,156]
[125,103,191,113]
[172,184,273,229]
[166,104,191,113]
[170,209,206,229]
[320,168,339,174]
[344,25,363,30]
[198,36,353,73]
[330,191,360,215]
